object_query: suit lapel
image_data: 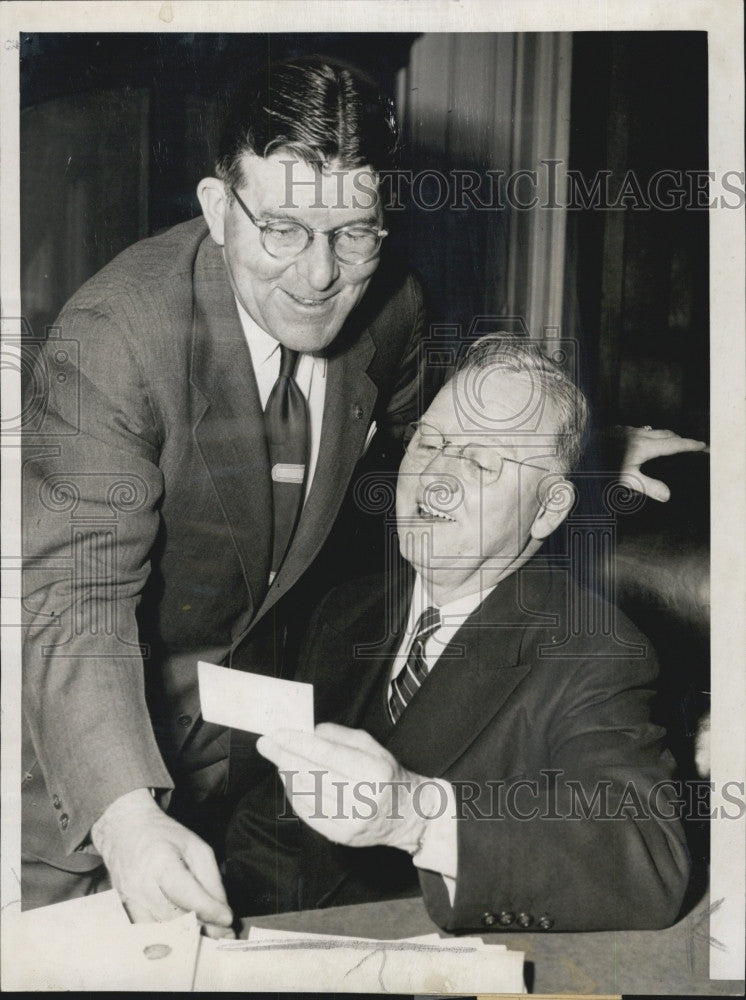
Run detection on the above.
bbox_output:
[384,566,556,777]
[310,569,411,728]
[189,238,272,613]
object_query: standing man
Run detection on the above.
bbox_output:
[22,56,424,931]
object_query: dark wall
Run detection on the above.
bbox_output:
[568,32,709,437]
[21,33,417,231]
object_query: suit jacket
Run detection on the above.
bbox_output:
[225,560,691,932]
[21,217,424,875]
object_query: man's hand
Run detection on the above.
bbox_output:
[618,426,708,502]
[90,788,234,937]
[257,723,429,853]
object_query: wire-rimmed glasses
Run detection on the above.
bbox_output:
[404,420,555,485]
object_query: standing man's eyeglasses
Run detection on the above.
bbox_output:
[230,187,388,265]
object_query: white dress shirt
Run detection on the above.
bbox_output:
[235,297,327,501]
[390,574,499,905]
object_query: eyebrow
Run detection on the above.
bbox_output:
[421,424,513,454]
[257,208,381,228]
[425,425,505,446]
[447,430,523,460]
[464,439,520,460]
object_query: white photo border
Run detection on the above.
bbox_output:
[1,0,743,989]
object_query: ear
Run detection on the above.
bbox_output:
[530,478,576,541]
[197,177,227,246]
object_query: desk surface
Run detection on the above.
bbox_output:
[243,889,744,995]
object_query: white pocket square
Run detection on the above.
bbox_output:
[360,420,377,457]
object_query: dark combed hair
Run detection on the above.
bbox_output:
[215,55,399,188]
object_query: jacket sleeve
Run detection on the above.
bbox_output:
[418,649,691,933]
[22,303,174,856]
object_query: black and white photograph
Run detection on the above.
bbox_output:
[1,1,744,994]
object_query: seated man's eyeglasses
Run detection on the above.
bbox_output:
[230,187,388,265]
[404,420,555,485]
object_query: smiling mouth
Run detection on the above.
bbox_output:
[417,500,456,522]
[284,290,335,307]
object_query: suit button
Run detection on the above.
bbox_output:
[59,813,69,830]
[481,911,498,927]
[177,714,192,729]
[52,794,61,809]
[537,915,554,930]
[516,912,534,928]
[497,910,515,926]
[353,405,364,419]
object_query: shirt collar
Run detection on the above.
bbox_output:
[234,296,281,366]
[408,573,499,634]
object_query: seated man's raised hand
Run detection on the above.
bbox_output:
[616,425,708,502]
[257,723,431,855]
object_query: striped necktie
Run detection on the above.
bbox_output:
[389,606,441,723]
[264,345,309,575]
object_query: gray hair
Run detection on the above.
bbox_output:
[456,334,589,472]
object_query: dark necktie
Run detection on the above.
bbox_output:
[264,345,309,575]
[389,606,442,723]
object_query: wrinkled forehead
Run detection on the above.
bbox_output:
[426,369,561,444]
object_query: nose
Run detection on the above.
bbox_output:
[295,233,339,291]
[418,447,456,479]
[418,452,462,491]
[418,461,464,517]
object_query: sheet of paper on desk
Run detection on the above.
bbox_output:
[198,659,314,734]
[248,926,507,950]
[194,929,525,993]
[7,889,200,991]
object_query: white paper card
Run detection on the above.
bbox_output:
[198,660,314,735]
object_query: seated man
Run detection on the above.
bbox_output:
[225,336,691,933]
